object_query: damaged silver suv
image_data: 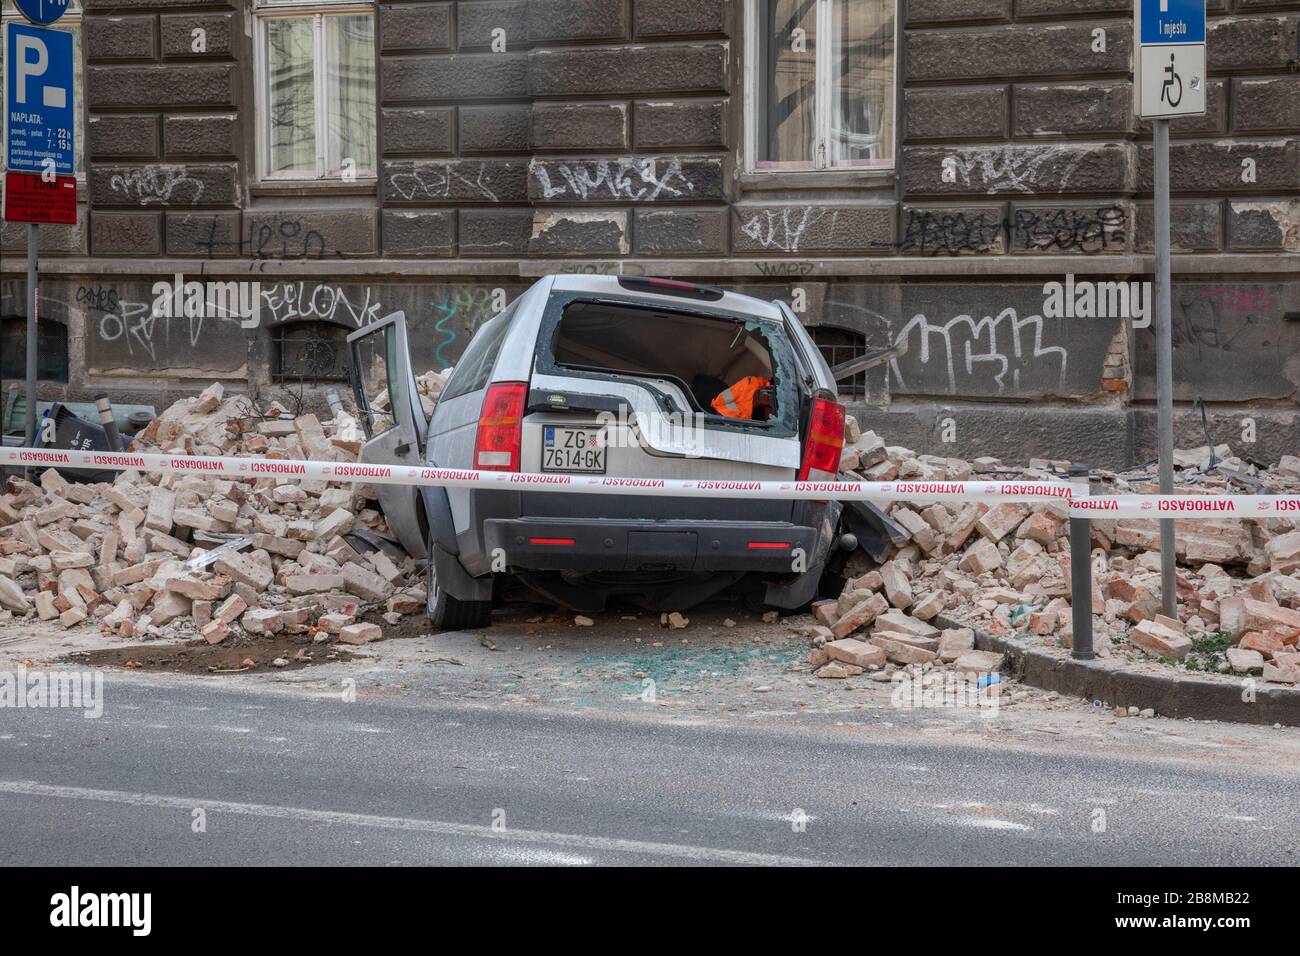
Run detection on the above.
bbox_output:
[347,275,846,629]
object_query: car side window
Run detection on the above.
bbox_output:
[441,303,516,402]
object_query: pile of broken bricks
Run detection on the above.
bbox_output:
[805,421,1300,686]
[0,382,442,650]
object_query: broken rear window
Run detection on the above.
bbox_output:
[550,300,785,423]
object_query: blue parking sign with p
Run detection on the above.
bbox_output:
[3,21,76,176]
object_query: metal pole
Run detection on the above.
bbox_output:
[1069,464,1095,660]
[25,223,39,452]
[95,392,123,452]
[1153,119,1177,618]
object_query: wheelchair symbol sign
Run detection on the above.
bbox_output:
[1135,0,1206,120]
[1160,53,1182,107]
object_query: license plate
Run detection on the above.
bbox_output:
[542,426,607,474]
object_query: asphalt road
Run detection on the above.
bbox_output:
[1,674,1295,866]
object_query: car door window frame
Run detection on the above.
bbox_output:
[533,291,804,441]
[347,312,424,446]
[440,301,519,403]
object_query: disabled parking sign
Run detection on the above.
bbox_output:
[1134,0,1207,119]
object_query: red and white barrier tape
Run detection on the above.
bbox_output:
[4,448,1297,520]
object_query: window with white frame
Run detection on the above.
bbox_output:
[253,0,376,181]
[747,0,896,171]
[0,0,84,178]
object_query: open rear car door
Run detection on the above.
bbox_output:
[346,312,429,559]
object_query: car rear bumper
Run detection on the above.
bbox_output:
[482,517,819,574]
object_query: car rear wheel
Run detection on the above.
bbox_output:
[426,542,493,630]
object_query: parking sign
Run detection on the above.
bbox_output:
[3,21,76,223]
[3,20,76,175]
[1134,0,1208,119]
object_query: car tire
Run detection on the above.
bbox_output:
[426,543,493,631]
[739,580,769,614]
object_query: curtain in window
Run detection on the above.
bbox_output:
[830,0,894,166]
[757,0,817,168]
[266,17,316,176]
[324,14,376,178]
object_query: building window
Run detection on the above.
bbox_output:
[272,320,350,383]
[810,325,867,397]
[253,0,376,181]
[746,0,896,172]
[1,317,70,383]
[0,0,84,178]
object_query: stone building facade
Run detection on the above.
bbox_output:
[1,0,1297,468]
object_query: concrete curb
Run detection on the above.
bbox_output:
[936,616,1300,728]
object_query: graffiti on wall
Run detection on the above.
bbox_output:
[79,284,236,364]
[940,146,1095,195]
[888,309,1070,396]
[1012,206,1128,254]
[428,287,509,368]
[108,165,205,204]
[738,207,832,254]
[900,206,1129,255]
[190,215,329,259]
[260,282,387,328]
[531,158,696,202]
[901,209,1003,256]
[387,162,505,203]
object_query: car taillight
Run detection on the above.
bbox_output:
[475,381,527,471]
[798,397,846,481]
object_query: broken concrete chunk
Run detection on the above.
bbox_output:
[815,661,854,679]
[165,573,230,601]
[144,489,176,534]
[338,622,381,644]
[314,508,355,540]
[35,590,60,620]
[959,539,1003,575]
[241,608,284,635]
[868,636,936,666]
[1239,631,1285,659]
[285,574,347,596]
[911,591,946,621]
[214,552,274,593]
[1226,647,1265,674]
[952,650,1005,675]
[1263,661,1299,684]
[937,628,976,662]
[0,576,30,612]
[1128,619,1194,661]
[831,593,889,640]
[339,561,390,603]
[880,561,914,610]
[976,504,1030,543]
[317,612,356,634]
[826,638,886,670]
[872,610,940,639]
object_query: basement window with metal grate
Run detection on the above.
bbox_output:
[810,325,868,397]
[271,320,349,383]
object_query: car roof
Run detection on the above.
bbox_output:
[545,275,787,322]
